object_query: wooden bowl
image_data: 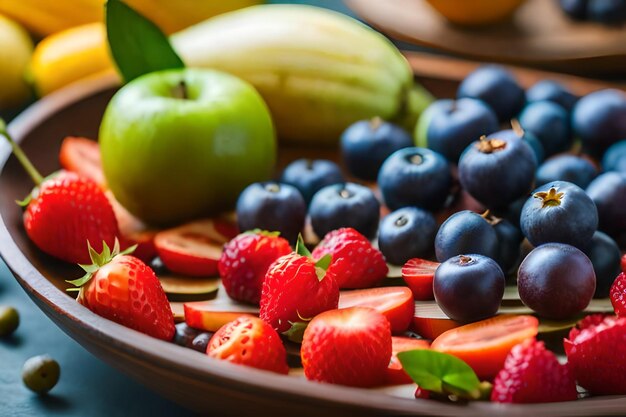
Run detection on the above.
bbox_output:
[1,74,626,417]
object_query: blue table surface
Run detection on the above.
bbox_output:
[0,1,354,416]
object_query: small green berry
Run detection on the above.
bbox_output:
[0,306,19,337]
[22,355,60,394]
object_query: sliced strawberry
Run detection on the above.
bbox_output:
[610,272,626,316]
[339,287,413,333]
[431,315,539,379]
[184,299,259,332]
[385,336,430,385]
[155,218,238,277]
[207,315,289,374]
[402,258,439,301]
[59,136,106,188]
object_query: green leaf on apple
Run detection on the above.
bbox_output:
[397,349,482,400]
[106,0,185,83]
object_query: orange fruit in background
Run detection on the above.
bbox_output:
[424,0,527,26]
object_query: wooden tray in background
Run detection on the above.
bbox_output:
[347,0,626,77]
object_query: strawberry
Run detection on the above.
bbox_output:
[259,235,339,334]
[401,258,440,300]
[414,387,430,399]
[565,315,626,395]
[491,339,577,403]
[312,228,388,289]
[207,315,289,374]
[622,254,626,274]
[67,240,175,341]
[610,272,626,316]
[59,136,106,188]
[301,307,392,387]
[218,231,292,304]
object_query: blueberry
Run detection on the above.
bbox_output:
[536,154,598,189]
[458,130,537,209]
[521,129,546,165]
[493,195,527,229]
[309,182,380,239]
[560,0,589,19]
[518,101,572,157]
[588,0,626,24]
[434,254,505,323]
[340,118,413,181]
[526,80,578,112]
[520,181,598,249]
[415,98,499,163]
[518,243,595,319]
[378,207,437,265]
[602,140,626,172]
[173,322,201,348]
[586,172,626,235]
[583,231,621,298]
[279,159,344,204]
[457,65,525,123]
[435,210,499,262]
[190,332,212,353]
[236,182,306,243]
[485,213,523,273]
[378,147,452,212]
[573,89,626,156]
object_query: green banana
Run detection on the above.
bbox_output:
[171,4,433,146]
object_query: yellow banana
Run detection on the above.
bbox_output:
[0,14,34,109]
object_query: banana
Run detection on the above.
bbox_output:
[172,4,433,145]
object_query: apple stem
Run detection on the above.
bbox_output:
[173,80,188,100]
[0,119,43,186]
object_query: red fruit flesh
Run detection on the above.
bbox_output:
[402,258,439,301]
[79,254,175,340]
[491,339,577,403]
[184,299,259,332]
[385,337,430,385]
[207,315,289,374]
[412,301,460,340]
[59,136,106,188]
[610,272,626,316]
[339,287,413,333]
[621,254,626,274]
[301,307,392,387]
[24,171,120,264]
[565,315,626,395]
[155,219,238,277]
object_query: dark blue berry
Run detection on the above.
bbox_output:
[378,207,437,265]
[280,159,344,204]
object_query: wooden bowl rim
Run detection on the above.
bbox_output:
[1,74,626,417]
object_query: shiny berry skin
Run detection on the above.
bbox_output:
[378,207,437,265]
[218,231,292,304]
[588,0,626,24]
[434,254,505,323]
[173,322,201,348]
[236,182,306,244]
[518,101,572,158]
[521,181,598,250]
[536,154,597,189]
[491,339,577,403]
[526,79,578,112]
[573,89,626,156]
[415,98,499,163]
[602,140,626,172]
[207,316,289,374]
[340,118,413,181]
[518,243,595,320]
[279,159,344,204]
[312,228,388,289]
[259,253,339,333]
[488,215,523,273]
[378,147,452,212]
[610,272,626,316]
[435,210,499,262]
[457,65,525,122]
[459,131,537,210]
[309,182,380,240]
[559,0,588,19]
[301,307,392,387]
[565,315,626,395]
[584,231,621,298]
[586,172,626,236]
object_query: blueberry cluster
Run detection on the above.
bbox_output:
[560,0,626,25]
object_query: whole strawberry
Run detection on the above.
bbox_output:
[301,307,392,387]
[67,240,175,341]
[260,235,339,334]
[610,272,626,316]
[312,228,388,289]
[207,315,289,374]
[491,339,577,403]
[565,315,626,395]
[219,231,292,304]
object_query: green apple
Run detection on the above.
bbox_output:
[99,68,276,226]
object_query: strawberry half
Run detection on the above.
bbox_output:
[301,307,392,387]
[218,230,292,305]
[610,272,626,316]
[207,315,289,374]
[565,315,626,395]
[259,235,339,334]
[66,240,175,341]
[491,339,577,403]
[312,228,388,289]
[401,258,440,301]
[59,136,106,188]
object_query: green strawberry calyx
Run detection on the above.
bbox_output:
[282,311,313,343]
[295,234,332,282]
[66,239,136,290]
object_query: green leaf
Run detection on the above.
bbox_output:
[397,350,481,399]
[314,254,332,271]
[295,234,311,258]
[105,0,185,83]
[282,321,309,343]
